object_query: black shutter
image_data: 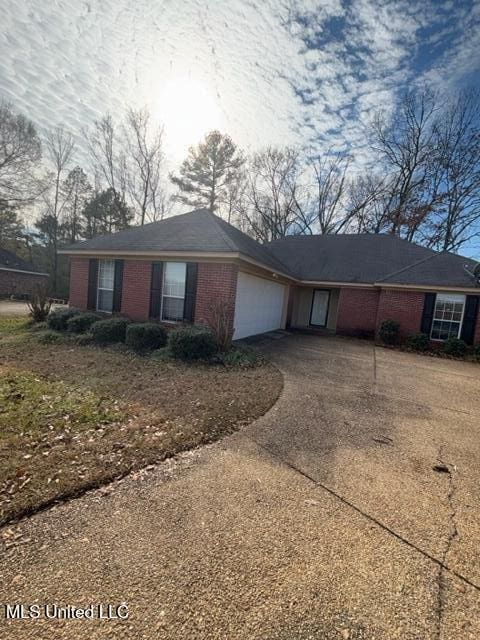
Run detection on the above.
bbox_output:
[112,260,124,313]
[87,259,98,310]
[420,292,436,335]
[184,263,198,322]
[460,295,479,345]
[149,262,163,319]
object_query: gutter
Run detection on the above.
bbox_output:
[0,266,49,277]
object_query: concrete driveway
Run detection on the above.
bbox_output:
[1,334,479,639]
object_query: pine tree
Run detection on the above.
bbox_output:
[170,130,244,214]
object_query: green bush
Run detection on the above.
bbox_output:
[443,336,467,357]
[47,307,81,331]
[67,312,101,333]
[222,345,262,368]
[125,323,167,352]
[75,332,94,346]
[91,317,130,344]
[37,330,67,344]
[379,319,400,345]
[167,325,217,361]
[473,344,480,361]
[406,332,430,352]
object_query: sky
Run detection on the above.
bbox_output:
[1,0,480,255]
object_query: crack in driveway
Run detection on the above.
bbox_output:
[434,446,460,640]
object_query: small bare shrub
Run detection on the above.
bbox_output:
[206,299,234,352]
[28,285,51,322]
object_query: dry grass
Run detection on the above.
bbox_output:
[0,317,283,525]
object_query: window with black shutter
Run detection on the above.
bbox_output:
[184,262,198,322]
[149,262,163,319]
[87,259,98,310]
[460,295,479,345]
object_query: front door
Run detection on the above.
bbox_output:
[310,289,330,327]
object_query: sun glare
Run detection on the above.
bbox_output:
[156,77,224,159]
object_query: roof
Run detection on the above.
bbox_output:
[267,234,479,289]
[0,248,46,275]
[61,209,291,276]
[61,209,480,290]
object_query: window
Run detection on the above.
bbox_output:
[97,260,115,312]
[161,262,186,322]
[430,294,465,341]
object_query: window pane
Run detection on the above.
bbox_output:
[99,260,115,289]
[431,294,465,340]
[163,262,186,297]
[98,288,113,312]
[162,296,184,321]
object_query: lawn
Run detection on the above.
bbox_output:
[0,317,283,526]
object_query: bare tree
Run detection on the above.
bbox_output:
[369,88,439,240]
[425,90,480,252]
[36,125,75,292]
[85,115,127,203]
[123,107,167,224]
[299,152,355,234]
[0,101,43,205]
[242,147,306,242]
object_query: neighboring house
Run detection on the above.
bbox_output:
[0,248,49,298]
[60,209,480,346]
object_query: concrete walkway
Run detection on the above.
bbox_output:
[1,334,479,639]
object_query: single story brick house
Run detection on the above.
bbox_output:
[60,208,480,346]
[0,248,48,298]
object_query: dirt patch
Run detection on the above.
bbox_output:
[0,321,283,525]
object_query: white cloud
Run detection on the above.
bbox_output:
[0,0,478,179]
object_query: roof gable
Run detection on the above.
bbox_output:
[62,209,292,276]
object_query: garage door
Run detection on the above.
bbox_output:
[233,272,286,339]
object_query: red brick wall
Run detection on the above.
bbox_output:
[194,262,238,331]
[376,289,426,338]
[336,288,380,337]
[68,258,89,309]
[0,270,48,297]
[121,260,152,321]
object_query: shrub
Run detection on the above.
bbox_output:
[406,332,430,352]
[37,330,67,344]
[75,332,94,346]
[379,319,400,345]
[125,323,167,352]
[28,285,51,322]
[67,312,101,333]
[167,325,217,361]
[47,307,81,331]
[473,344,480,361]
[222,345,262,368]
[443,336,467,357]
[91,317,130,344]
[206,299,235,352]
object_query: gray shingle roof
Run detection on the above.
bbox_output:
[62,209,291,275]
[62,209,480,290]
[0,248,43,274]
[267,234,480,289]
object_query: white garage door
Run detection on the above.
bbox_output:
[233,272,286,339]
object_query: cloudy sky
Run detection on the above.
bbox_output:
[1,0,480,251]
